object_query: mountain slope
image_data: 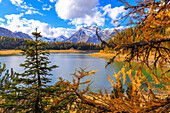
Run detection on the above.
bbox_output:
[40,35,68,42]
[65,29,88,43]
[65,26,115,43]
[0,26,115,43]
[0,27,32,39]
[14,32,32,39]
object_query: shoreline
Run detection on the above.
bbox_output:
[1,50,170,68]
[48,50,86,53]
[0,50,22,56]
[88,52,170,68]
[0,49,99,56]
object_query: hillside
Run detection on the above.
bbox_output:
[0,27,32,39]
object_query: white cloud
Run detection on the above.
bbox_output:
[0,13,75,38]
[10,0,43,16]
[37,0,42,2]
[10,0,23,5]
[54,1,128,28]
[69,8,105,28]
[103,4,128,21]
[49,0,57,3]
[25,10,43,15]
[20,5,35,10]
[55,0,99,19]
[5,13,24,24]
[54,1,127,29]
[42,4,52,11]
[115,26,126,30]
[0,18,5,22]
[55,0,105,28]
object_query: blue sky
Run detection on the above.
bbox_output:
[0,0,135,38]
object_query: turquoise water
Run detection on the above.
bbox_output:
[1,53,168,93]
[0,53,124,93]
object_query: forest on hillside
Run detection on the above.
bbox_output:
[0,36,103,50]
[0,0,170,112]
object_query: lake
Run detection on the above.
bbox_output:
[0,53,129,93]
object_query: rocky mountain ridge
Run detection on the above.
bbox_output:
[0,27,32,39]
[0,26,115,43]
[65,26,115,43]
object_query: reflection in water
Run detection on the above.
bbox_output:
[0,53,125,93]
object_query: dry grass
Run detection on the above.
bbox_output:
[47,50,86,53]
[88,52,170,68]
[0,50,87,56]
[87,52,126,60]
[87,52,114,58]
[0,50,22,55]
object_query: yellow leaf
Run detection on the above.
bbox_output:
[88,69,99,75]
[107,75,112,82]
[156,14,161,18]
[126,69,133,81]
[113,70,121,80]
[113,71,118,79]
[80,79,92,84]
[107,74,115,86]
[150,25,156,28]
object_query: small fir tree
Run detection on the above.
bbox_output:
[0,28,58,112]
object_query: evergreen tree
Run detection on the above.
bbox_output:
[0,28,58,112]
[0,63,19,112]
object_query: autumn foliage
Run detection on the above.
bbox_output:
[47,0,170,112]
[60,0,170,112]
[0,0,170,113]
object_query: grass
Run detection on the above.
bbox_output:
[88,51,170,67]
[0,49,87,55]
[0,50,22,55]
[47,50,86,53]
[87,52,126,60]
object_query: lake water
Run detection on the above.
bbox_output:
[0,53,126,93]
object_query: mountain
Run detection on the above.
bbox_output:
[54,35,67,41]
[0,27,32,39]
[0,26,115,43]
[64,26,115,44]
[14,32,32,39]
[41,35,67,42]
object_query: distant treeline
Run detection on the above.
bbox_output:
[0,36,103,50]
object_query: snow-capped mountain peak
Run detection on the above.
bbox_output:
[81,26,99,37]
[40,35,68,42]
[0,26,115,44]
[65,26,115,43]
[54,35,67,41]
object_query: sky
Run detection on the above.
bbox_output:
[0,0,135,39]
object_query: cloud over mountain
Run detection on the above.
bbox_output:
[0,13,76,39]
[0,0,129,40]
